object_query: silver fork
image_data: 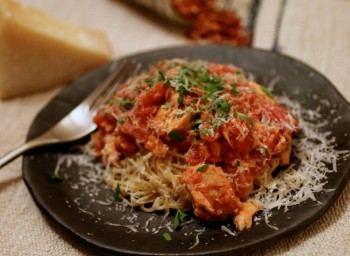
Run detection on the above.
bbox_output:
[0,59,142,168]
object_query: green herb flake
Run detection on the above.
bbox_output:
[168,130,187,142]
[180,65,199,87]
[216,99,230,112]
[144,78,154,87]
[201,128,213,136]
[206,118,212,124]
[213,120,223,130]
[239,115,252,125]
[201,73,224,97]
[211,99,230,119]
[174,210,188,229]
[193,118,202,126]
[230,83,243,97]
[49,173,62,181]
[230,82,239,95]
[174,85,189,107]
[197,163,209,172]
[260,85,274,99]
[113,184,121,202]
[198,70,209,82]
[163,232,172,241]
[233,109,238,118]
[118,118,125,124]
[158,70,168,83]
[217,109,229,119]
[117,98,136,110]
[178,89,185,106]
[187,76,199,86]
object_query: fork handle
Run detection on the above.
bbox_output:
[0,138,55,168]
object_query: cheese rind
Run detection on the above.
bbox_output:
[0,0,112,99]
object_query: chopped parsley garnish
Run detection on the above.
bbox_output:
[260,85,274,99]
[179,64,200,86]
[162,66,193,106]
[206,118,212,124]
[113,184,121,202]
[193,118,202,126]
[168,130,186,142]
[197,164,209,172]
[158,70,169,84]
[117,98,135,110]
[233,109,238,118]
[230,82,239,95]
[118,118,125,124]
[108,98,115,105]
[187,76,199,86]
[144,78,154,87]
[173,209,188,229]
[198,70,209,82]
[163,232,172,241]
[201,72,224,98]
[200,128,213,136]
[215,99,230,112]
[49,173,62,181]
[206,99,230,119]
[178,85,186,106]
[239,115,252,125]
[213,120,223,130]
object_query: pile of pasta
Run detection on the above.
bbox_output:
[89,59,298,231]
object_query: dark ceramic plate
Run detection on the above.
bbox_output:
[23,44,350,255]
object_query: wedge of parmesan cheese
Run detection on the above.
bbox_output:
[0,0,112,99]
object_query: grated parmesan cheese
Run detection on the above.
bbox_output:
[252,96,350,223]
[52,93,349,249]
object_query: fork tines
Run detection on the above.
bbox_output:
[87,59,142,113]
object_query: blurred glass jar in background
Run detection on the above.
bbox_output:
[131,0,253,46]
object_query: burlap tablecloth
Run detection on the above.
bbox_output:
[1,0,349,255]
